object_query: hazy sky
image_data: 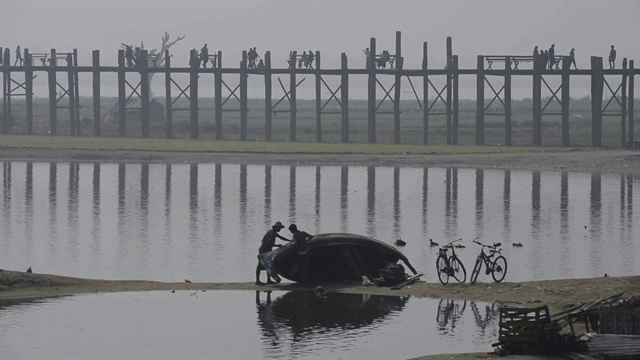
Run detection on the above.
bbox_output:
[2,0,639,69]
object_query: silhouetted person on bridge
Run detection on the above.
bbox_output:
[306,50,314,69]
[0,47,3,66]
[569,48,578,70]
[541,50,549,71]
[256,59,265,70]
[15,46,22,66]
[200,44,209,68]
[125,46,134,67]
[609,45,616,69]
[548,44,555,69]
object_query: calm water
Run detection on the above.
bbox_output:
[0,291,498,359]
[0,161,638,283]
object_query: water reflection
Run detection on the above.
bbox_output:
[0,291,499,359]
[0,160,638,283]
[436,299,467,334]
[256,291,408,347]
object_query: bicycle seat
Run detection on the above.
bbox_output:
[493,242,502,247]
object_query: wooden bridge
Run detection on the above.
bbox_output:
[1,32,637,147]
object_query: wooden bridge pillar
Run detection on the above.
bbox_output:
[446,37,452,144]
[629,60,635,144]
[422,42,429,145]
[140,50,150,138]
[1,48,8,134]
[476,55,485,145]
[341,53,349,143]
[92,50,101,137]
[505,56,512,146]
[73,49,80,135]
[290,51,297,142]
[264,51,272,141]
[240,51,248,141]
[214,51,222,140]
[48,49,58,135]
[164,50,173,138]
[591,56,604,147]
[367,37,376,143]
[621,58,628,147]
[25,49,33,134]
[189,49,199,139]
[452,55,459,145]
[315,51,322,142]
[561,56,570,146]
[66,53,77,136]
[394,31,402,144]
[532,54,542,146]
[117,49,126,137]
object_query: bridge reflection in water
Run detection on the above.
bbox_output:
[0,161,637,283]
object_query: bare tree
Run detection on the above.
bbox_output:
[104,32,186,122]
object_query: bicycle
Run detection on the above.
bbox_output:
[435,238,467,285]
[469,237,508,284]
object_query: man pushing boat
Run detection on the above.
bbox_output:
[256,221,290,285]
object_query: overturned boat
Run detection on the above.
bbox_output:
[258,233,418,283]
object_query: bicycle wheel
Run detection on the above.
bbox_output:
[491,256,508,283]
[470,256,482,284]
[436,255,450,285]
[451,256,467,283]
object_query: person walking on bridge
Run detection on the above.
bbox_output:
[548,44,555,69]
[609,45,616,69]
[569,48,578,70]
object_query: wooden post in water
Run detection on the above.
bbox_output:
[621,58,628,147]
[422,42,429,145]
[367,37,376,143]
[164,50,172,138]
[290,50,297,142]
[504,56,512,146]
[24,49,33,134]
[393,31,402,144]
[315,51,322,142]
[340,53,349,143]
[452,55,459,145]
[66,53,77,136]
[117,49,126,137]
[591,56,604,147]
[629,60,635,144]
[240,51,248,141]
[48,49,58,135]
[189,49,199,139]
[140,50,150,138]
[532,54,542,146]
[561,56,570,146]
[264,51,272,141]
[92,50,101,137]
[446,36,452,144]
[476,55,485,145]
[214,51,222,140]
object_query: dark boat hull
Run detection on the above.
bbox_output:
[259,233,417,283]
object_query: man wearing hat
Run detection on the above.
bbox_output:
[256,221,290,285]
